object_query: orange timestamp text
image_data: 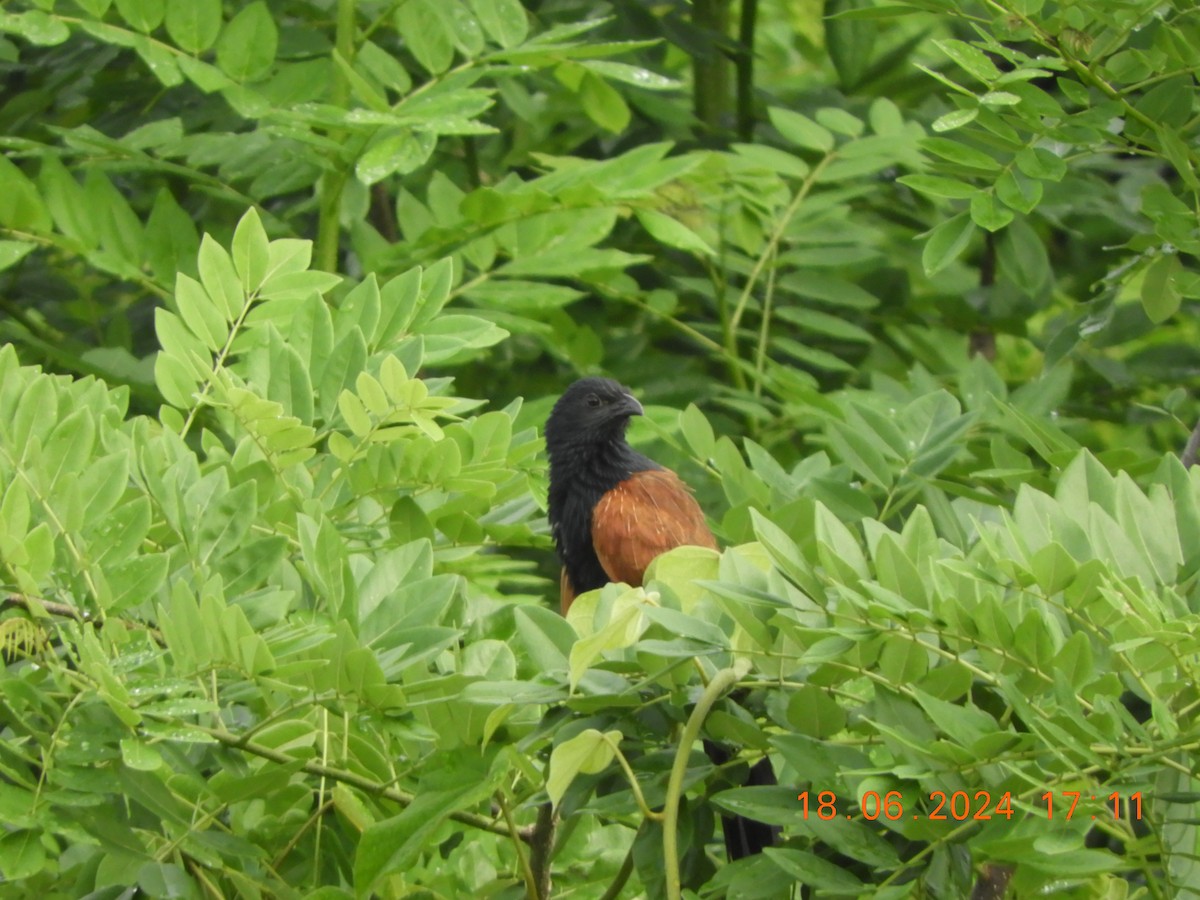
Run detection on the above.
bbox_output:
[798,790,1144,822]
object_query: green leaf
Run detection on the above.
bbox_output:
[0,240,36,272]
[418,314,508,363]
[0,829,47,881]
[1015,146,1066,181]
[356,758,505,892]
[1030,540,1076,595]
[197,234,244,321]
[317,327,367,420]
[970,190,1014,232]
[814,502,869,581]
[470,0,528,47]
[921,212,975,275]
[763,848,863,890]
[157,307,213,375]
[898,174,976,200]
[934,38,1002,83]
[357,40,412,95]
[879,634,929,683]
[332,48,390,113]
[785,685,846,738]
[84,169,144,269]
[996,168,1043,214]
[216,1,277,83]
[155,351,200,407]
[0,157,51,232]
[634,209,714,255]
[120,737,164,771]
[43,407,95,492]
[395,0,454,75]
[921,136,1001,170]
[38,155,96,248]
[165,0,221,53]
[106,553,169,611]
[193,478,256,564]
[7,10,69,46]
[731,142,810,178]
[232,207,270,292]
[263,238,313,282]
[567,587,647,688]
[257,269,341,302]
[980,90,1020,107]
[769,107,835,152]
[145,188,199,284]
[826,420,894,488]
[997,217,1049,294]
[338,390,372,437]
[1158,125,1199,188]
[115,0,165,33]
[583,60,679,90]
[174,273,228,351]
[1140,254,1182,324]
[816,106,864,137]
[547,729,621,805]
[826,0,875,89]
[357,129,437,185]
[680,404,715,460]
[932,107,979,132]
[578,71,629,133]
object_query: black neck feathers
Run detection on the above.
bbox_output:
[548,437,657,596]
[544,378,657,596]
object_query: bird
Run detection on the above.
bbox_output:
[544,376,776,861]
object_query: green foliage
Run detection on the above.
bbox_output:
[0,0,1198,896]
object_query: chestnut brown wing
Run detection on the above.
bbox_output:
[590,468,717,588]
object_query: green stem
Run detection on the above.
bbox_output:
[315,0,359,273]
[606,734,663,822]
[183,722,523,840]
[752,246,776,399]
[729,152,832,338]
[692,0,731,134]
[736,0,758,141]
[497,789,539,899]
[663,661,748,900]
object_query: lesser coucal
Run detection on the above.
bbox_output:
[545,376,776,861]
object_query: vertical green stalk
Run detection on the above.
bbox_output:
[736,0,758,141]
[315,0,359,274]
[752,247,776,399]
[663,663,747,900]
[692,0,731,134]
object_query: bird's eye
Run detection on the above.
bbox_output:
[586,394,602,408]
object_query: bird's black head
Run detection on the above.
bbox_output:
[545,377,654,597]
[544,377,644,456]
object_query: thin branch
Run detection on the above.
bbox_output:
[528,801,557,899]
[3,592,89,622]
[2,592,164,642]
[497,789,540,899]
[728,152,834,338]
[183,722,529,841]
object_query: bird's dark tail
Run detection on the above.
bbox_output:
[704,741,779,860]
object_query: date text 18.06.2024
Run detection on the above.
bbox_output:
[797,790,1143,822]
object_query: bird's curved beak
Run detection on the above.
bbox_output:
[620,393,644,417]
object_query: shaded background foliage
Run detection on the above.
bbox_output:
[0,0,1198,897]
